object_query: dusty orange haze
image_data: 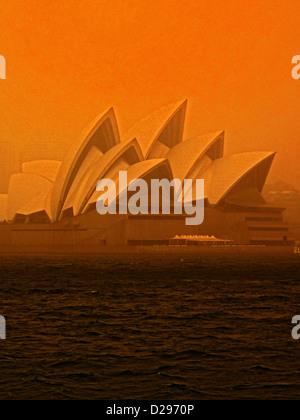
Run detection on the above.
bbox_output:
[0,0,300,187]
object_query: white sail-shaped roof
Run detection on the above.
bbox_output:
[7,173,53,221]
[122,100,187,159]
[167,131,224,180]
[13,188,52,223]
[51,108,120,221]
[61,139,143,217]
[198,152,276,205]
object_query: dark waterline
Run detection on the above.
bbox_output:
[0,253,300,400]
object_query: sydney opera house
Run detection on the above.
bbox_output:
[0,100,292,252]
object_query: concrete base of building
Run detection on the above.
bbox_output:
[0,204,294,254]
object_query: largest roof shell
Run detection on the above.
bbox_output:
[50,108,120,221]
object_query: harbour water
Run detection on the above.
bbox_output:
[0,253,299,400]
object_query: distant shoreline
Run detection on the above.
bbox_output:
[0,245,294,256]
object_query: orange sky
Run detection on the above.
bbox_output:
[1,0,300,187]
